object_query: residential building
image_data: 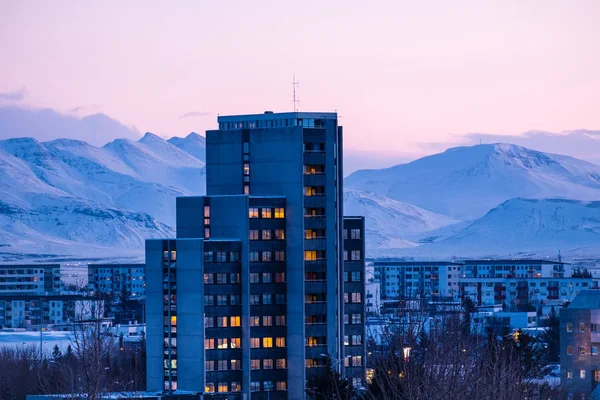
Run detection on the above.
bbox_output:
[461,259,565,279]
[560,290,600,399]
[0,296,64,328]
[0,264,62,295]
[373,261,463,300]
[146,112,365,399]
[88,263,146,297]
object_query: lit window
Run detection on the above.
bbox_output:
[250,316,260,326]
[262,230,272,240]
[351,229,361,239]
[244,185,249,195]
[276,381,287,391]
[352,356,362,366]
[262,208,272,218]
[276,358,287,369]
[263,359,273,369]
[275,272,286,283]
[231,382,241,392]
[249,230,259,240]
[231,360,241,370]
[581,369,586,379]
[567,346,573,355]
[217,316,228,327]
[205,338,214,349]
[231,337,241,348]
[204,206,210,218]
[580,323,586,332]
[217,338,228,349]
[275,208,285,218]
[217,382,228,393]
[249,208,259,218]
[580,347,586,355]
[276,337,286,347]
[263,337,273,348]
[205,360,214,371]
[275,229,285,240]
[262,251,272,262]
[276,315,286,326]
[204,227,210,239]
[275,251,285,261]
[251,338,260,348]
[244,163,250,176]
[251,359,260,370]
[263,316,273,326]
[351,250,361,261]
[205,383,215,393]
[230,316,241,327]
[250,382,260,392]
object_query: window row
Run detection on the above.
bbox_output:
[204,294,241,306]
[249,229,285,240]
[344,292,362,304]
[305,250,326,261]
[250,293,286,305]
[205,316,241,328]
[565,369,600,381]
[205,381,243,393]
[250,336,286,348]
[250,251,286,262]
[250,358,287,370]
[343,271,362,282]
[566,322,600,333]
[250,315,286,326]
[343,229,362,240]
[204,273,240,284]
[205,338,241,350]
[204,252,241,263]
[343,334,363,346]
[304,186,325,196]
[344,313,363,324]
[566,345,600,356]
[343,250,362,261]
[250,272,286,284]
[249,207,285,219]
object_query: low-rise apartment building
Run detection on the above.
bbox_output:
[0,264,62,295]
[88,263,145,297]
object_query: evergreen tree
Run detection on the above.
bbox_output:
[539,306,560,364]
[51,344,62,361]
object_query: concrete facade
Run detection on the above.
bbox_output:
[560,291,600,399]
[88,263,145,297]
[146,112,365,399]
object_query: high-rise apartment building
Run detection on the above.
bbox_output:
[146,112,365,399]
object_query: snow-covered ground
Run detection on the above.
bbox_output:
[0,331,74,354]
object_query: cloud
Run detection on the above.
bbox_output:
[180,111,211,119]
[0,87,26,102]
[70,104,101,113]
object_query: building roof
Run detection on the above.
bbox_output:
[462,259,566,265]
[373,260,464,266]
[217,111,337,122]
[0,264,60,268]
[88,263,144,268]
[567,290,600,309]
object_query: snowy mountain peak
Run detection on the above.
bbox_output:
[184,132,205,143]
[346,143,600,219]
[167,132,206,162]
[139,132,165,143]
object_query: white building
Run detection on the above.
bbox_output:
[87,264,145,297]
[0,264,62,295]
[374,261,463,300]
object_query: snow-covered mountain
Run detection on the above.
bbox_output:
[376,198,600,259]
[168,132,206,162]
[345,143,600,220]
[0,133,206,261]
[343,189,459,249]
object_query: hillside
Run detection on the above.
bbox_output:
[375,198,600,259]
[345,143,600,219]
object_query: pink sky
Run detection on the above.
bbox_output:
[1,1,599,155]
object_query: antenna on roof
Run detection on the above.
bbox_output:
[292,75,300,112]
[558,250,562,262]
